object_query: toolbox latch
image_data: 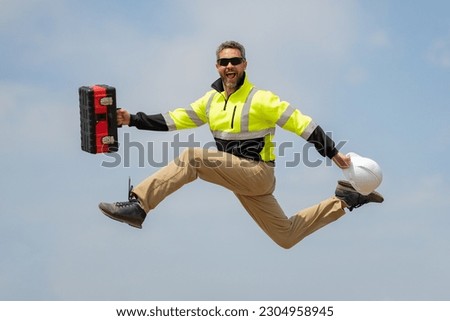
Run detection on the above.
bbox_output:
[100,97,114,106]
[102,136,115,145]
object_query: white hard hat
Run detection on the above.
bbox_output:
[342,152,383,195]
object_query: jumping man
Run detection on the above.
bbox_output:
[99,41,383,249]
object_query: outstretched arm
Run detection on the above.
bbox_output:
[116,108,169,131]
[305,124,351,169]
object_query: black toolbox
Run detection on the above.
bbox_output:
[79,85,119,154]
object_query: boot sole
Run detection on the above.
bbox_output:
[99,206,143,229]
[337,180,384,203]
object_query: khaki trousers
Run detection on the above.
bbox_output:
[133,148,346,249]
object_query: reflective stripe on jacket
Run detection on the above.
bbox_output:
[162,74,317,162]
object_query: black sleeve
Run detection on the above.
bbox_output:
[129,112,169,131]
[306,125,339,159]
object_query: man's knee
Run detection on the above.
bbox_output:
[270,233,303,249]
[275,238,297,250]
[175,148,203,167]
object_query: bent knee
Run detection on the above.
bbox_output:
[177,148,204,166]
[273,237,300,250]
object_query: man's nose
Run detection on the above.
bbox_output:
[226,61,233,67]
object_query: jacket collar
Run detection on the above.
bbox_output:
[211,72,247,93]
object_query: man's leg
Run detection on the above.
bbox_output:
[101,147,267,227]
[235,193,346,249]
[132,147,275,213]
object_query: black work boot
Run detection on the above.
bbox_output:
[98,177,147,229]
[335,180,384,211]
[99,199,146,228]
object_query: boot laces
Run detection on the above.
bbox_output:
[115,199,138,208]
[113,177,137,208]
[128,176,134,201]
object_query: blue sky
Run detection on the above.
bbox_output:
[1,0,449,300]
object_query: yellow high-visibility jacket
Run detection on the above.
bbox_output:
[130,74,338,162]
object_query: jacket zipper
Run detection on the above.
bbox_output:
[230,106,237,129]
[223,99,228,111]
[221,93,237,128]
[222,91,234,110]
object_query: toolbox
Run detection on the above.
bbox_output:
[79,85,119,154]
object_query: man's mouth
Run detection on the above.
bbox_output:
[226,71,237,79]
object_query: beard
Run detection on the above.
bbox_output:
[221,72,244,91]
[223,78,238,89]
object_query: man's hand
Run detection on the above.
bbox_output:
[117,108,131,126]
[332,152,351,169]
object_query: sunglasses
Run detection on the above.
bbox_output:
[217,57,245,66]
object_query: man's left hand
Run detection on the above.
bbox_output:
[332,152,351,169]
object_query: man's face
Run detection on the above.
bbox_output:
[216,48,247,92]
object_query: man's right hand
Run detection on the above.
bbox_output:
[117,108,131,126]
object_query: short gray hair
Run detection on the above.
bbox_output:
[216,41,246,60]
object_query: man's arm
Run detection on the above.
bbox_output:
[306,125,351,169]
[117,108,169,131]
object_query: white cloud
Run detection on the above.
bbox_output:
[190,0,359,59]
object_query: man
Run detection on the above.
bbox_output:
[99,41,383,249]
